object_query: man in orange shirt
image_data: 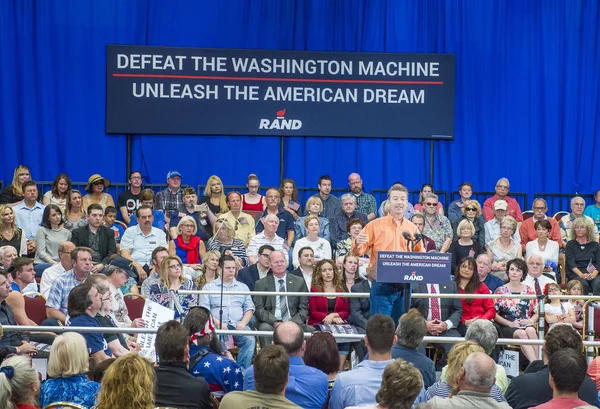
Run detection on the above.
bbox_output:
[351,184,424,325]
[519,198,563,252]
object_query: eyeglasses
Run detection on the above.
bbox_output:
[465,207,477,212]
[181,224,195,228]
[424,202,438,206]
[496,185,509,189]
[533,207,546,211]
[168,264,181,269]
[573,203,585,207]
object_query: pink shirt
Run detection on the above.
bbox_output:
[532,396,590,408]
[483,195,524,222]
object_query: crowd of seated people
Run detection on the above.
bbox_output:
[2,170,600,407]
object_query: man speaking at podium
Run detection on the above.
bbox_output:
[351,184,424,325]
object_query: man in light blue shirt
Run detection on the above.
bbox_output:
[120,205,168,280]
[199,255,255,370]
[329,314,427,409]
[584,190,600,232]
[244,321,328,409]
[14,181,45,254]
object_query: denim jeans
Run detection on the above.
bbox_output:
[227,324,255,370]
[370,281,407,326]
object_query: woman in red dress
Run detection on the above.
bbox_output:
[454,256,496,336]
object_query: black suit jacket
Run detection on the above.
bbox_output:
[237,264,271,291]
[71,225,117,264]
[505,364,597,409]
[155,363,211,409]
[349,280,370,330]
[253,273,309,326]
[411,282,462,327]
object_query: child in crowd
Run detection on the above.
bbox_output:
[103,206,124,245]
[567,280,585,331]
[545,283,576,328]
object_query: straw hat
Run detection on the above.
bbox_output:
[85,174,110,191]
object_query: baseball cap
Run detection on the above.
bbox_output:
[167,171,181,179]
[182,187,196,196]
[110,256,136,277]
[494,200,508,211]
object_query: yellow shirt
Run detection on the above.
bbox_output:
[222,211,256,244]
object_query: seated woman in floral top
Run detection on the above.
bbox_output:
[40,332,101,409]
[147,255,198,320]
[494,258,538,364]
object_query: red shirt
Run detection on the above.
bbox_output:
[308,287,350,326]
[483,195,523,222]
[458,283,496,323]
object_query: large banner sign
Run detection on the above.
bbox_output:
[376,251,452,284]
[106,45,455,139]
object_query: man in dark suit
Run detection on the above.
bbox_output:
[253,250,314,346]
[71,204,117,273]
[412,281,462,354]
[290,246,314,290]
[349,279,370,331]
[238,244,274,291]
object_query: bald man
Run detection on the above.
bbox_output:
[244,321,328,409]
[247,215,289,265]
[427,352,511,409]
[255,188,295,247]
[348,173,377,221]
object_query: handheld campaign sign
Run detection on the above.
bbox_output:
[138,300,175,362]
[376,251,452,284]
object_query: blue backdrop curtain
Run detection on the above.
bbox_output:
[1,0,599,205]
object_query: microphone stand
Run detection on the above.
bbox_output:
[169,290,185,321]
[219,275,225,341]
[404,235,417,314]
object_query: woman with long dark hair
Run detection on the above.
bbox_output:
[42,173,72,214]
[34,204,71,274]
[454,257,495,336]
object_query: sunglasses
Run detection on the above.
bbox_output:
[92,181,104,185]
[424,202,438,206]
[465,207,477,211]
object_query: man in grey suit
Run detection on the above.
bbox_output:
[253,250,314,346]
[411,281,462,354]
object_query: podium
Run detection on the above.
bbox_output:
[376,251,452,312]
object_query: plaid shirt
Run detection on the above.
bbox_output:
[154,188,184,217]
[354,191,377,217]
[46,270,87,315]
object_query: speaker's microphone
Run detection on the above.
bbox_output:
[402,231,413,242]
[414,233,423,244]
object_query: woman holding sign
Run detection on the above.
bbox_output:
[147,255,198,320]
[494,258,538,363]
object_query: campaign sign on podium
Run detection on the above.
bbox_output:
[376,251,452,284]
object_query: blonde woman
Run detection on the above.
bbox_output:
[292,215,332,268]
[147,255,198,320]
[168,216,206,267]
[566,216,600,294]
[0,165,31,205]
[199,175,228,215]
[196,250,220,290]
[207,218,248,268]
[0,355,40,409]
[451,199,486,247]
[95,354,155,409]
[487,216,522,275]
[40,332,101,408]
[426,341,506,402]
[294,196,330,242]
[0,205,26,255]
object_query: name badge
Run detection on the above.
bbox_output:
[150,241,156,245]
[238,217,248,225]
[200,219,207,225]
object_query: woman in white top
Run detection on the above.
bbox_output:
[42,173,71,214]
[544,282,576,328]
[487,216,522,279]
[293,215,331,268]
[525,219,560,274]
